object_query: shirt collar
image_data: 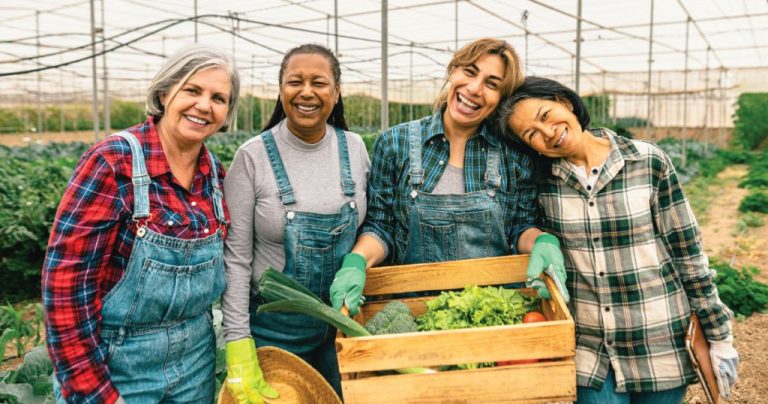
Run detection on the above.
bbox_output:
[423,110,500,148]
[137,116,213,178]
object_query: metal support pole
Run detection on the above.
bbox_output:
[230,12,238,132]
[601,71,606,124]
[60,56,65,134]
[260,74,266,130]
[574,0,582,94]
[704,47,711,153]
[194,0,198,42]
[334,0,339,56]
[89,0,100,141]
[101,0,110,134]
[521,10,529,74]
[36,10,42,135]
[381,0,388,132]
[645,0,655,139]
[682,17,690,166]
[719,67,726,146]
[454,0,458,50]
[250,55,255,133]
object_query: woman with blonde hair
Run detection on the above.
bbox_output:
[330,38,569,316]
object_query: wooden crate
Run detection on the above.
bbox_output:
[335,255,576,403]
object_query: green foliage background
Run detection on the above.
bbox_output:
[0,95,432,136]
[732,93,768,150]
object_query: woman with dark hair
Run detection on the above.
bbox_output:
[44,44,238,403]
[221,43,369,402]
[329,38,569,318]
[497,76,738,403]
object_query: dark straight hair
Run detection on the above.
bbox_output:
[262,43,348,132]
[495,76,592,180]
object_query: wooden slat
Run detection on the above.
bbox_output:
[363,255,530,295]
[341,360,576,403]
[542,275,573,321]
[336,320,574,373]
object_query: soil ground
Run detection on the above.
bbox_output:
[685,165,768,404]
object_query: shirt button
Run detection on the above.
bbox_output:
[204,228,210,234]
[592,168,599,174]
[439,160,445,165]
[191,201,197,207]
[166,220,174,226]
[599,271,605,276]
[589,201,595,207]
[604,306,611,312]
[442,137,447,142]
[593,237,600,242]
[586,185,592,191]
[606,340,613,346]
[430,140,434,145]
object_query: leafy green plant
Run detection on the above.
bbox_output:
[711,261,768,317]
[735,212,765,234]
[738,152,768,189]
[416,285,537,332]
[0,303,44,359]
[738,191,768,213]
[0,345,54,403]
[732,93,768,150]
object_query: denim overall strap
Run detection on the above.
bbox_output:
[402,129,509,264]
[484,145,502,196]
[249,127,358,397]
[82,134,226,403]
[116,131,151,220]
[207,150,227,224]
[335,127,356,197]
[407,120,425,192]
[261,130,296,206]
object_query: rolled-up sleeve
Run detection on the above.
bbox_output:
[359,132,397,259]
[506,152,540,253]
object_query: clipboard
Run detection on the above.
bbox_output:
[685,313,720,404]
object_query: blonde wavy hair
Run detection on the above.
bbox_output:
[433,38,523,111]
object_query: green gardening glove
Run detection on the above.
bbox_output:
[527,233,570,303]
[330,252,367,316]
[225,338,279,404]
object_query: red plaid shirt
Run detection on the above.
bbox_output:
[43,116,228,403]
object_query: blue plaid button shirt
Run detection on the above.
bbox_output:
[360,111,539,263]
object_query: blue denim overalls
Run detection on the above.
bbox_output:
[249,127,357,396]
[54,131,227,403]
[404,120,509,263]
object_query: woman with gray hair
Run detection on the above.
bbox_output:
[43,43,239,403]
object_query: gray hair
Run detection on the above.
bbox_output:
[146,44,240,132]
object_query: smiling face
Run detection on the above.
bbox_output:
[158,66,231,148]
[507,97,584,159]
[443,53,505,133]
[280,53,340,143]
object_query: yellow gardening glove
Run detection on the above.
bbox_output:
[225,338,279,404]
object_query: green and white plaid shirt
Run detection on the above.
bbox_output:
[538,128,732,393]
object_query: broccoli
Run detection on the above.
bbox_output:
[363,301,418,335]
